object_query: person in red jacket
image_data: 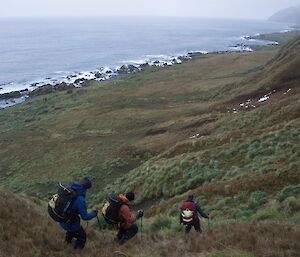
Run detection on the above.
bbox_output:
[116,192,143,244]
[180,195,209,234]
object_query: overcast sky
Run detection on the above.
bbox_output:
[1,0,300,19]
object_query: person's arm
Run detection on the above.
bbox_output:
[196,203,209,219]
[77,197,97,221]
[120,205,136,223]
[179,208,183,224]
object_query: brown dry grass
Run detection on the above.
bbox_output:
[1,189,300,257]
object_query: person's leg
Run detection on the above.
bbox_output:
[116,229,125,242]
[118,224,138,244]
[65,231,74,244]
[193,219,202,233]
[185,224,192,234]
[73,226,87,249]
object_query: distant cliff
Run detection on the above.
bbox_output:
[269,6,300,24]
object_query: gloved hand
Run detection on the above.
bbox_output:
[136,209,144,219]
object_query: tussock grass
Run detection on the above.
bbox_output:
[1,189,300,257]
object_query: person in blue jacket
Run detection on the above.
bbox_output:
[60,177,98,249]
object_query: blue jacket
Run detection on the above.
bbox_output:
[59,183,97,232]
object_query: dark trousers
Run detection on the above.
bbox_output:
[116,224,138,244]
[65,226,87,249]
[185,218,202,234]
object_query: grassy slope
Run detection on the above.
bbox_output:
[0,44,277,198]
[0,33,299,222]
[104,35,300,220]
[1,32,300,257]
[1,188,300,257]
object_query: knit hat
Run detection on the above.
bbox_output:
[188,195,194,201]
[80,177,92,189]
[125,191,135,201]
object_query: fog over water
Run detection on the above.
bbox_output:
[1,0,300,19]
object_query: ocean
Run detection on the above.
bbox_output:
[0,17,291,95]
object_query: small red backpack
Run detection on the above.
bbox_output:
[181,201,196,225]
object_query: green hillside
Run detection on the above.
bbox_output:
[104,35,300,222]
[0,32,300,246]
[0,40,280,199]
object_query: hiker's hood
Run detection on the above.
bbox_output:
[71,183,86,196]
[119,194,130,204]
[187,199,195,203]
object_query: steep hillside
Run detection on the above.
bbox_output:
[0,189,111,257]
[104,36,300,218]
[0,33,300,252]
[1,189,300,257]
[0,37,281,200]
[269,6,300,24]
[256,35,300,89]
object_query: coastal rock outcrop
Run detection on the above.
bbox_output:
[54,82,75,92]
[29,84,53,97]
[0,90,23,100]
[94,72,106,79]
[139,63,150,70]
[28,82,75,97]
[117,65,139,75]
[74,78,87,85]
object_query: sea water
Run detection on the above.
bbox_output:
[0,17,291,94]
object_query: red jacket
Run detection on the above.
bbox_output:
[118,194,136,229]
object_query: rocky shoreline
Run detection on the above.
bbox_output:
[0,57,183,109]
[0,30,292,110]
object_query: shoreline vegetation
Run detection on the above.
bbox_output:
[1,29,299,109]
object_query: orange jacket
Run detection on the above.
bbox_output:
[118,194,136,229]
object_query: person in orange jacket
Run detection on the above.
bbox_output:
[116,192,143,245]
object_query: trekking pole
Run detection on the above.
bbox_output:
[96,215,101,230]
[206,212,211,232]
[207,218,211,232]
[140,216,143,240]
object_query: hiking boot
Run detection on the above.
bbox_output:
[74,242,85,250]
[65,233,73,244]
[118,238,126,245]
